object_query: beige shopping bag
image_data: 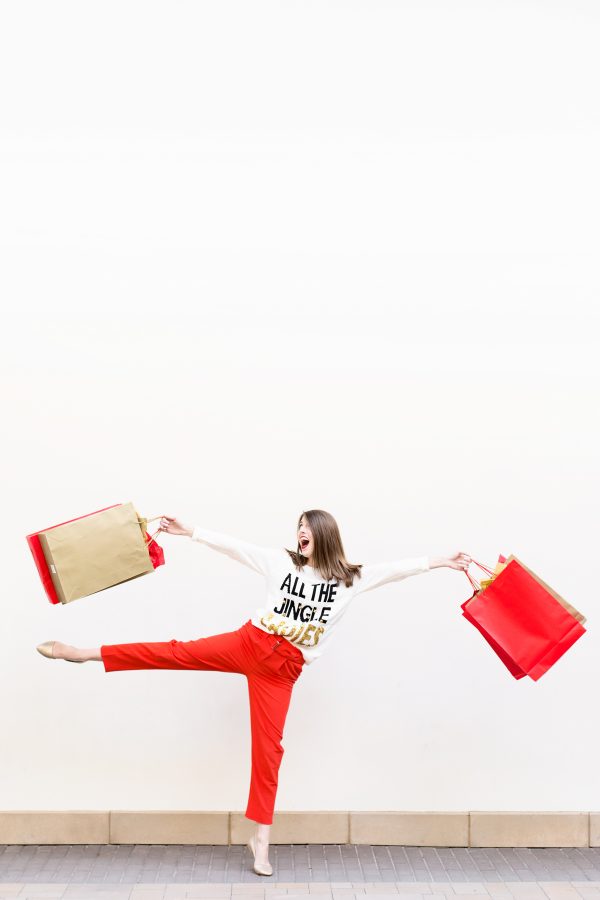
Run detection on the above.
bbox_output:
[37,501,155,604]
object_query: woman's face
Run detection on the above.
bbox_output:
[297,516,314,561]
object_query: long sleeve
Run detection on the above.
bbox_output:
[190,525,280,577]
[354,555,430,595]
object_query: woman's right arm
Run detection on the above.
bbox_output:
[158,515,279,577]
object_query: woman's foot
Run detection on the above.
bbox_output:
[246,822,272,875]
[36,641,101,662]
[251,822,272,871]
[247,834,272,876]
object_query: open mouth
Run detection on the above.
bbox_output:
[300,539,309,551]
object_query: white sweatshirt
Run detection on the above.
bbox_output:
[190,525,432,666]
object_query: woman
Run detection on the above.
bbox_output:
[37,508,472,876]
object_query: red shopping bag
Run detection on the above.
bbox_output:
[461,557,586,681]
[26,503,165,605]
[461,559,526,679]
[140,518,165,568]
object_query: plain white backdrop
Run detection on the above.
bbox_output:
[1,0,599,814]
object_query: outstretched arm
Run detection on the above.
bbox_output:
[157,515,280,577]
[355,550,471,596]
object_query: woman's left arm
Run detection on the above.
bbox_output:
[355,550,471,595]
[429,551,472,571]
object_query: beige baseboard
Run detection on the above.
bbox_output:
[0,811,598,846]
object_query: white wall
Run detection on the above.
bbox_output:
[1,0,599,814]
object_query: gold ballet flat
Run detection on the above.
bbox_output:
[36,641,84,663]
[247,834,273,876]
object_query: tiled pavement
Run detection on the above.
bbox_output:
[3,846,600,900]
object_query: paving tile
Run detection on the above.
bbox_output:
[276,890,316,900]
[453,896,491,900]
[502,888,548,898]
[127,893,167,900]
[182,890,233,899]
[61,889,132,899]
[16,887,68,898]
[184,889,230,895]
[358,890,399,895]
[444,887,488,895]
[394,888,433,894]
[271,887,311,893]
[538,887,582,898]
[130,890,166,895]
[361,895,417,900]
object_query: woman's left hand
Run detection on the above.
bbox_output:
[444,551,472,571]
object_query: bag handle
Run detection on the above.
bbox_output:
[470,558,496,576]
[137,515,162,549]
[463,557,496,592]
[465,568,480,590]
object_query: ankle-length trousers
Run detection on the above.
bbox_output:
[99,618,305,826]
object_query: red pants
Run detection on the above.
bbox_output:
[99,618,305,826]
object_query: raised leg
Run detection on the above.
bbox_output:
[100,626,250,674]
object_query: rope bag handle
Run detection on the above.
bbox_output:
[137,515,163,549]
[464,557,496,592]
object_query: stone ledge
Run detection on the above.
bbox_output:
[0,811,109,844]
[470,811,589,847]
[231,810,349,844]
[0,810,597,845]
[349,811,468,846]
[110,810,229,844]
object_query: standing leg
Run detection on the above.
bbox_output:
[245,670,296,827]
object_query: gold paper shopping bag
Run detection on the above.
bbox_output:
[37,502,155,604]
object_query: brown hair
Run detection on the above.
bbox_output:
[284,508,364,588]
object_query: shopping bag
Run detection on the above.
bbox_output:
[26,502,164,605]
[461,559,527,679]
[461,557,586,681]
[502,554,586,625]
[27,503,120,605]
[475,554,586,625]
[137,515,166,569]
[37,502,156,605]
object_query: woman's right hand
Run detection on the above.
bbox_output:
[158,515,193,537]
